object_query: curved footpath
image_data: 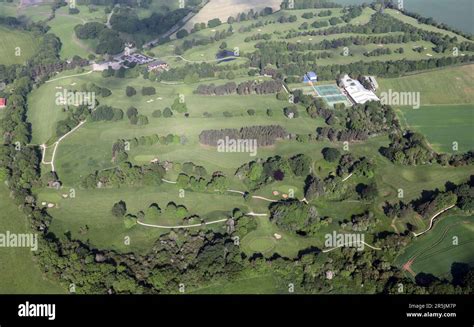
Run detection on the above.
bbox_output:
[412,205,456,237]
[322,241,382,253]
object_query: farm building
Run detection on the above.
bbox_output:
[340,74,379,105]
[0,98,6,108]
[303,71,318,83]
[147,60,169,72]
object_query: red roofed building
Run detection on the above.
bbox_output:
[0,98,6,108]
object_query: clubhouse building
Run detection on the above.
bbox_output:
[340,74,379,105]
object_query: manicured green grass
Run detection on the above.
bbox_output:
[30,118,472,264]
[189,273,284,294]
[39,184,252,254]
[27,79,69,144]
[151,7,356,63]
[150,6,474,73]
[0,26,40,65]
[54,108,320,185]
[0,185,65,294]
[385,8,470,42]
[241,217,320,259]
[27,71,325,185]
[19,1,55,22]
[47,6,106,59]
[395,215,474,280]
[378,65,474,105]
[30,69,472,256]
[396,104,474,153]
[0,1,18,17]
[0,0,55,22]
[26,5,474,274]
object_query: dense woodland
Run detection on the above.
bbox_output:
[312,101,399,142]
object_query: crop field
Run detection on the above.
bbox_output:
[395,215,474,280]
[378,65,474,105]
[177,0,282,34]
[396,104,474,153]
[0,26,40,65]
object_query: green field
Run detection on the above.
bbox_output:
[396,104,474,153]
[149,5,473,73]
[379,65,474,154]
[189,273,283,294]
[27,71,323,182]
[40,185,253,253]
[24,2,474,262]
[378,65,474,105]
[0,26,40,65]
[0,185,64,294]
[11,2,474,294]
[395,215,474,280]
[151,7,376,66]
[26,65,474,252]
[385,8,471,42]
[0,0,55,22]
[47,6,106,59]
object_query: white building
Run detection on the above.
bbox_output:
[340,74,379,105]
[92,61,122,71]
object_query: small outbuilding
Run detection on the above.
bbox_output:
[303,71,318,83]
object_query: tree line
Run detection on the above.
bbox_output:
[194,79,282,96]
[384,177,473,232]
[380,131,474,167]
[199,125,288,147]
